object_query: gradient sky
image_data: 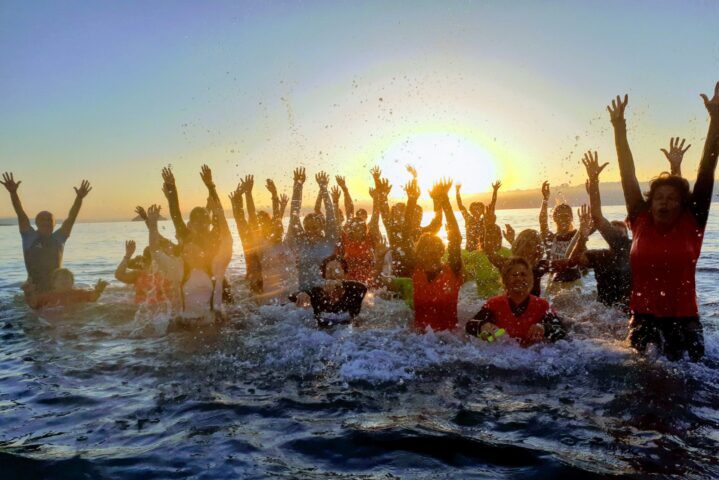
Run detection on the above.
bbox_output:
[1,0,718,220]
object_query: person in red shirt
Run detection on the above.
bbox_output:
[466,257,566,346]
[607,81,719,361]
[399,178,463,331]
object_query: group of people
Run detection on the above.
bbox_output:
[3,81,717,362]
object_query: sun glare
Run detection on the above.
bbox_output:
[374,132,498,196]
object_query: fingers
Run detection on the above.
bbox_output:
[700,93,709,106]
[682,143,691,154]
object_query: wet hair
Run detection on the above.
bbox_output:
[415,233,445,258]
[552,203,573,221]
[512,229,542,257]
[303,212,326,230]
[320,255,348,278]
[51,268,74,286]
[645,172,691,208]
[500,256,532,286]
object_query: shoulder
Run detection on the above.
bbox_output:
[345,281,367,294]
[530,295,550,310]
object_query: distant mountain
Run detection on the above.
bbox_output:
[132,215,167,221]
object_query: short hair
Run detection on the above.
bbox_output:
[552,203,573,221]
[415,233,445,257]
[500,256,532,285]
[320,255,348,278]
[645,172,690,207]
[51,268,74,285]
[512,229,542,256]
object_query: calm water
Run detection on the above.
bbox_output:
[0,205,718,479]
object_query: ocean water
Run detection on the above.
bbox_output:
[0,204,717,479]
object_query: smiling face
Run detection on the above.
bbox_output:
[502,262,532,298]
[303,213,325,239]
[415,234,445,272]
[188,207,210,233]
[650,185,682,227]
[35,211,55,236]
[552,204,573,232]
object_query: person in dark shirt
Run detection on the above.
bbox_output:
[466,257,566,346]
[293,255,367,328]
[538,181,582,288]
[569,152,632,309]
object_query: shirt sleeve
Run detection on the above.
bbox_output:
[466,304,495,336]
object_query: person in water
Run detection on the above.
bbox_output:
[23,268,108,310]
[455,180,501,252]
[539,181,583,291]
[161,165,234,303]
[466,257,566,346]
[229,176,264,294]
[286,168,339,292]
[607,82,719,361]
[567,152,632,309]
[293,255,368,328]
[1,173,92,293]
[114,239,176,307]
[400,178,463,331]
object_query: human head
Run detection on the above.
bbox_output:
[415,233,445,272]
[35,211,55,236]
[303,212,325,239]
[469,202,485,218]
[482,223,502,252]
[345,217,368,241]
[51,268,74,292]
[355,209,368,223]
[610,220,629,239]
[645,173,690,227]
[321,255,348,281]
[188,207,211,233]
[512,229,543,266]
[501,256,532,298]
[552,204,573,232]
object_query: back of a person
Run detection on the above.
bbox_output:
[259,242,297,304]
[545,231,582,283]
[412,265,462,331]
[630,209,703,317]
[182,269,213,316]
[135,270,172,306]
[23,230,66,292]
[587,241,632,308]
[341,233,376,285]
[295,237,336,290]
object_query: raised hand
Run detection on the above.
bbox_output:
[492,180,502,192]
[370,166,382,182]
[228,189,240,206]
[1,172,21,193]
[74,180,92,199]
[368,187,377,199]
[430,178,453,199]
[265,179,277,195]
[502,223,515,245]
[582,150,608,182]
[404,179,420,201]
[161,166,175,186]
[455,183,461,194]
[134,206,148,222]
[406,164,418,179]
[95,279,109,293]
[335,176,347,189]
[199,164,214,188]
[240,174,254,192]
[146,204,161,224]
[293,167,306,185]
[578,204,592,237]
[541,181,550,201]
[607,94,629,123]
[315,171,329,188]
[377,177,392,196]
[661,137,691,172]
[330,186,341,204]
[125,240,136,258]
[279,193,289,210]
[700,81,719,118]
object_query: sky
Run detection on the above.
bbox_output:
[1,0,718,220]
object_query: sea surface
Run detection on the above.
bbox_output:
[0,204,718,479]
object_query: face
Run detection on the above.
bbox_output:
[52,272,74,291]
[611,222,629,239]
[303,214,324,238]
[469,202,485,217]
[188,207,211,233]
[416,237,445,271]
[553,207,573,231]
[651,185,682,226]
[324,260,346,281]
[504,264,532,297]
[355,209,368,223]
[347,219,367,241]
[35,211,55,236]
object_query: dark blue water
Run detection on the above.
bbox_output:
[1,206,718,479]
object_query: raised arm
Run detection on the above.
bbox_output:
[661,137,691,177]
[161,166,188,240]
[240,175,258,228]
[336,176,354,219]
[692,81,719,227]
[372,167,398,239]
[607,94,646,218]
[455,184,470,222]
[433,179,462,274]
[420,196,443,236]
[1,172,31,233]
[539,181,551,241]
[482,209,507,271]
[229,185,249,238]
[582,151,622,247]
[266,179,280,219]
[371,177,391,242]
[330,186,343,232]
[399,179,421,270]
[278,193,289,221]
[313,187,323,215]
[286,167,306,244]
[316,171,338,244]
[115,240,140,284]
[59,180,91,238]
[488,180,501,215]
[567,205,591,267]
